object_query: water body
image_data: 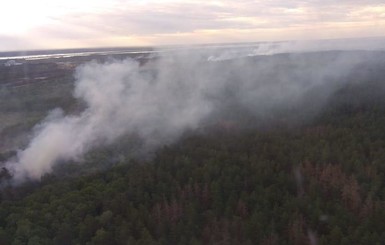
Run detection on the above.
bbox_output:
[1,37,384,63]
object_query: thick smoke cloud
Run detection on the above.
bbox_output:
[4,48,380,183]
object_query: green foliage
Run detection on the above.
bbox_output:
[2,60,385,244]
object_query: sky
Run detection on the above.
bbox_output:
[0,0,384,51]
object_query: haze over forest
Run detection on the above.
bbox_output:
[0,0,385,244]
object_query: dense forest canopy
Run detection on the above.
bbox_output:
[1,50,385,244]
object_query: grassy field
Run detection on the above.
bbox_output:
[0,76,76,152]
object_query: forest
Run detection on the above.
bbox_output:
[1,51,385,244]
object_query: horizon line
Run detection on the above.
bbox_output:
[1,35,385,55]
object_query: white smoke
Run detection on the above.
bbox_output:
[4,46,383,183]
[190,37,385,61]
[6,56,217,181]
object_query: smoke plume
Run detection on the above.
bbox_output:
[4,46,384,183]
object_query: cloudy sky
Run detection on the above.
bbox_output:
[0,0,384,51]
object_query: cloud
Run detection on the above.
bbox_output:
[0,0,384,50]
[0,35,39,51]
[55,1,385,35]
